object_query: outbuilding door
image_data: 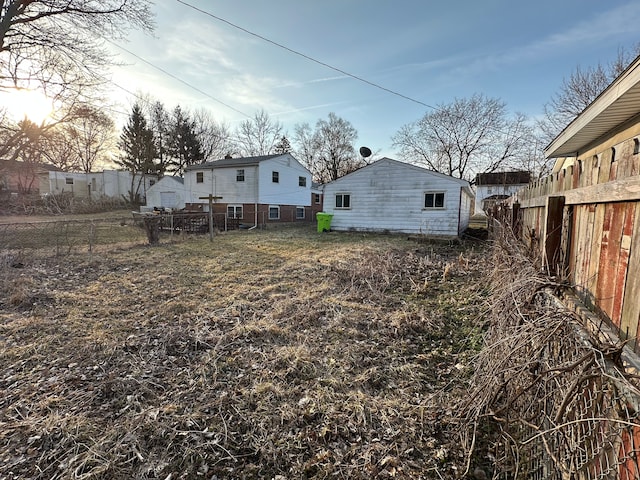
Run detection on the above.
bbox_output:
[160,191,177,208]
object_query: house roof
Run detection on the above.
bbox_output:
[1,159,63,172]
[159,175,184,184]
[475,171,531,186]
[185,154,282,170]
[545,54,640,159]
[324,157,471,187]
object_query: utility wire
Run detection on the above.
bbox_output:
[104,37,252,118]
[175,0,437,110]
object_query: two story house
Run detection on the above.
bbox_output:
[184,153,313,227]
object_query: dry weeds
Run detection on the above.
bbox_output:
[0,227,487,479]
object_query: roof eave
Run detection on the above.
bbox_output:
[545,55,640,159]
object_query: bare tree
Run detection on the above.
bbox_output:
[1,1,154,91]
[392,94,533,182]
[0,1,154,163]
[293,122,318,175]
[40,128,81,171]
[64,106,115,172]
[235,109,283,156]
[192,107,236,161]
[293,112,361,183]
[538,44,640,144]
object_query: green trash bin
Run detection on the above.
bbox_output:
[316,212,334,232]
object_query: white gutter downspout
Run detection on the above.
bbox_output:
[249,203,258,230]
[249,165,259,230]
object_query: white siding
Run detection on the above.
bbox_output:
[185,165,259,204]
[322,158,470,236]
[458,188,473,234]
[146,177,187,209]
[46,170,156,201]
[474,183,527,214]
[258,154,311,206]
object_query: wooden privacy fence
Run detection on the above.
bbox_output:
[512,152,640,353]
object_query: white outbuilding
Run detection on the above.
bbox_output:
[144,176,187,210]
[321,158,474,236]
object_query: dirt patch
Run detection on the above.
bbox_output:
[0,228,488,479]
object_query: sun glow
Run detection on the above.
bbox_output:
[2,89,54,124]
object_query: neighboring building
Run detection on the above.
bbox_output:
[41,170,158,202]
[184,153,313,226]
[0,160,61,196]
[474,171,530,214]
[321,157,474,236]
[145,176,187,210]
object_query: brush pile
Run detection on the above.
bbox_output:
[459,227,640,478]
[0,230,487,479]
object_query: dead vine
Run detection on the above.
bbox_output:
[457,226,640,479]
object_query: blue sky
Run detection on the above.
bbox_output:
[108,0,640,157]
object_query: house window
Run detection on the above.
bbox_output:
[299,176,306,187]
[236,169,245,182]
[65,178,74,185]
[272,171,279,183]
[269,205,280,220]
[196,172,204,183]
[424,192,445,209]
[335,193,351,209]
[314,193,321,204]
[296,206,305,219]
[227,205,243,219]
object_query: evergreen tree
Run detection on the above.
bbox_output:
[167,106,203,176]
[274,135,292,154]
[117,103,156,203]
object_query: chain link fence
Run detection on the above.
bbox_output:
[461,222,640,479]
[0,215,148,256]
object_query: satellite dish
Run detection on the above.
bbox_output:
[359,146,372,158]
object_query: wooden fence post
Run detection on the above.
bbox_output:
[543,196,565,276]
[512,202,520,238]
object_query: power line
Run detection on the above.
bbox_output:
[175,0,436,111]
[104,38,252,118]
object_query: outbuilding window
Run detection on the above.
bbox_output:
[269,205,280,220]
[424,192,445,209]
[335,193,351,209]
[196,172,204,183]
[65,177,74,185]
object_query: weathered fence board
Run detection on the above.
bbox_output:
[514,138,640,352]
[622,208,640,343]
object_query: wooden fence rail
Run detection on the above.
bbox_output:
[512,151,640,352]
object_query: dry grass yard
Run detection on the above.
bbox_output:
[0,226,488,479]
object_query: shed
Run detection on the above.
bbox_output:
[145,176,187,210]
[321,158,474,236]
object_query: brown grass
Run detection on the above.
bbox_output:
[0,227,488,479]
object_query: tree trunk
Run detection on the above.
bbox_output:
[143,217,160,245]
